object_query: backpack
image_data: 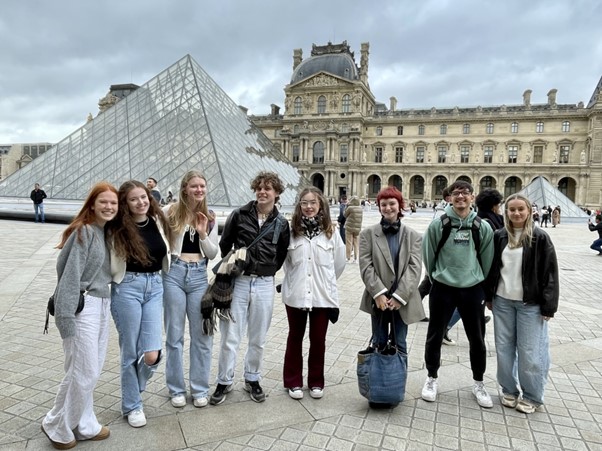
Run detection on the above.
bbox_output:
[434,213,483,269]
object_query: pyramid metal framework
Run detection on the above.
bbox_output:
[0,55,304,206]
[516,176,588,219]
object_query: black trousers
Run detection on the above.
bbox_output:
[424,281,487,380]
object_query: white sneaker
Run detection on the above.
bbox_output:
[472,381,493,408]
[170,394,186,408]
[421,377,438,402]
[501,393,519,408]
[288,387,304,399]
[193,397,208,408]
[309,387,324,399]
[127,409,147,428]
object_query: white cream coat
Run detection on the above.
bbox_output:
[281,231,346,309]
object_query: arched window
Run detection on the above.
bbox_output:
[486,123,494,134]
[511,122,519,133]
[376,126,383,136]
[440,124,447,135]
[294,97,302,115]
[312,141,324,163]
[418,124,425,135]
[463,124,470,134]
[342,94,351,113]
[536,121,544,133]
[562,121,570,132]
[317,96,326,114]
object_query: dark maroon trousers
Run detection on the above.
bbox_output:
[283,305,330,389]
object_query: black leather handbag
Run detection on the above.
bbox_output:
[44,291,85,334]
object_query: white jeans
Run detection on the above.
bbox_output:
[216,275,274,385]
[42,295,111,443]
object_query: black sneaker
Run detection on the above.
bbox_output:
[244,380,266,403]
[442,332,456,346]
[209,383,233,405]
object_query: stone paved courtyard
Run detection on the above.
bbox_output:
[1,209,601,450]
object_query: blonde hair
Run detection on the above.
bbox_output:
[504,194,533,248]
[167,170,214,233]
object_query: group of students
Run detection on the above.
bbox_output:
[42,173,559,448]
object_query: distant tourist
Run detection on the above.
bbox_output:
[486,194,559,414]
[41,182,118,449]
[210,171,290,405]
[146,177,162,204]
[588,214,602,255]
[344,196,363,263]
[552,206,561,227]
[30,182,47,223]
[163,170,219,409]
[108,180,173,428]
[337,195,348,244]
[540,205,550,228]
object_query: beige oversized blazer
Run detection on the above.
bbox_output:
[358,221,425,325]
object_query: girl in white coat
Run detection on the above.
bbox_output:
[282,187,346,400]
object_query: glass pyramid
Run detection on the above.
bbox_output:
[0,55,304,206]
[516,176,588,219]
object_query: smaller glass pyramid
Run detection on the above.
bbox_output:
[516,176,588,219]
[0,55,304,206]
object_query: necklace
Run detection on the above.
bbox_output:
[135,217,150,228]
[256,208,269,221]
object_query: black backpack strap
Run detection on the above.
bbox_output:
[471,216,483,269]
[434,214,452,264]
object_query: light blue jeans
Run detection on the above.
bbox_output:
[111,272,163,415]
[493,295,550,406]
[34,203,45,222]
[216,275,274,385]
[163,258,212,400]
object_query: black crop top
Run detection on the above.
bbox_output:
[181,227,202,254]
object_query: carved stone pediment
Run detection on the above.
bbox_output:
[304,73,342,88]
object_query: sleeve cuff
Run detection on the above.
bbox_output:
[392,293,407,305]
[373,288,387,299]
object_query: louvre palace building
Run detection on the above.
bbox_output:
[251,41,602,208]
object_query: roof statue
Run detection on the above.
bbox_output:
[0,55,304,206]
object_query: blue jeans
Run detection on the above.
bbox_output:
[493,295,550,406]
[216,275,274,385]
[163,258,212,399]
[447,308,461,331]
[370,309,408,354]
[111,272,163,414]
[590,238,602,254]
[34,203,45,222]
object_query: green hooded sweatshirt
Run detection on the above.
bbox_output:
[422,204,494,288]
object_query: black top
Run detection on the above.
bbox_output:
[30,189,47,204]
[126,218,166,273]
[181,228,201,253]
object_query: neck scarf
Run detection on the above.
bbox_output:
[301,215,322,239]
[380,217,401,235]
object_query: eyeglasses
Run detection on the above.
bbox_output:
[300,200,319,207]
[451,190,472,197]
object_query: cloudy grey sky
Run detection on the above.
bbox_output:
[1,0,601,143]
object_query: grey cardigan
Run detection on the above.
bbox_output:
[55,224,111,339]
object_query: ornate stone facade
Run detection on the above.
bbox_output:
[252,41,602,209]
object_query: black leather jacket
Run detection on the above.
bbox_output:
[485,227,559,317]
[219,201,290,277]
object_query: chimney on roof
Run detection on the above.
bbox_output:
[547,89,557,106]
[523,89,532,106]
[293,48,303,71]
[271,104,280,116]
[389,96,397,111]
